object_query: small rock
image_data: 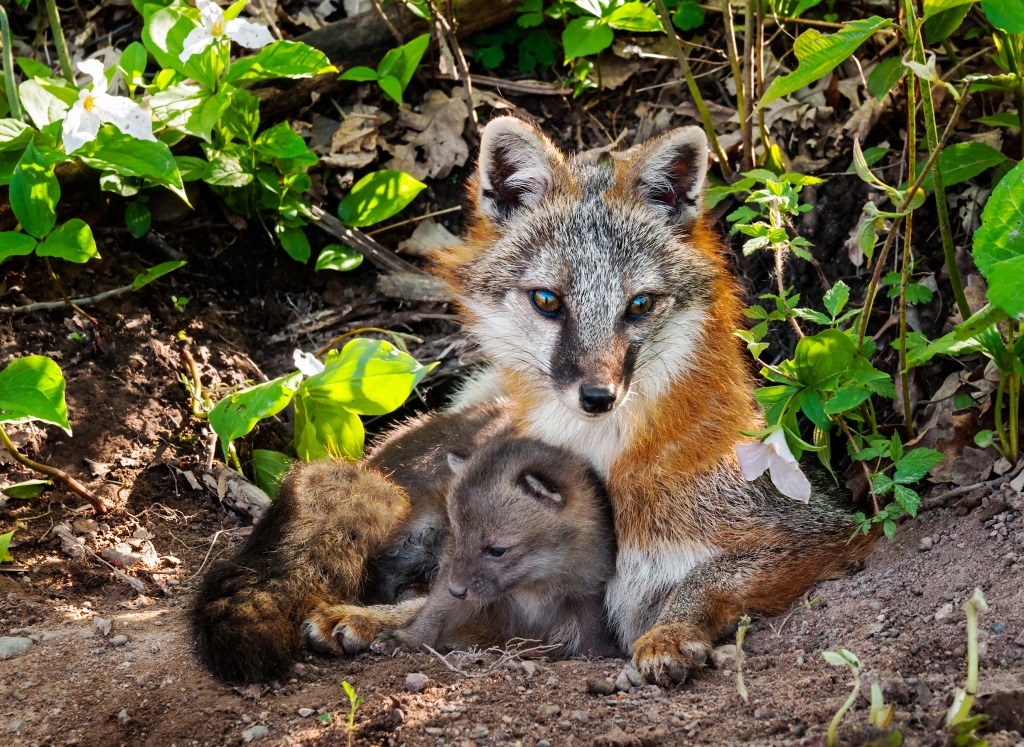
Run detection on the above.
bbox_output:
[545,675,559,686]
[117,709,129,723]
[520,660,537,678]
[110,634,129,647]
[625,665,646,688]
[614,668,634,692]
[93,617,112,637]
[918,536,934,551]
[593,725,639,747]
[993,622,1006,634]
[241,725,269,743]
[406,672,430,693]
[8,721,23,733]
[298,708,315,718]
[571,710,590,722]
[711,644,738,669]
[537,704,561,720]
[537,741,551,747]
[72,518,99,535]
[0,637,32,660]
[934,602,955,621]
[586,677,616,696]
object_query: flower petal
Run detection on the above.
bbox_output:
[92,94,157,142]
[225,18,274,50]
[768,458,812,503]
[197,0,225,29]
[293,350,326,377]
[764,427,798,463]
[179,26,215,63]
[734,442,771,481]
[62,103,102,154]
[76,58,109,93]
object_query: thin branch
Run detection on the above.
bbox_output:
[921,459,1024,511]
[0,424,107,514]
[366,205,461,235]
[309,205,431,277]
[0,282,137,315]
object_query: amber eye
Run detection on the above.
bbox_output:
[530,289,563,317]
[626,294,655,320]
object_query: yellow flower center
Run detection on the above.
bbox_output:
[212,19,224,35]
[83,94,97,112]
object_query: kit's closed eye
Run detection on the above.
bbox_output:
[484,546,508,558]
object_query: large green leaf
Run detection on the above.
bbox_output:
[973,159,1024,317]
[18,79,71,130]
[0,232,38,262]
[922,0,977,16]
[982,0,1024,32]
[302,339,434,416]
[0,355,71,433]
[0,119,34,152]
[10,142,59,239]
[251,449,293,500]
[792,329,856,389]
[133,260,186,289]
[79,127,181,183]
[759,17,892,108]
[142,5,223,89]
[293,393,364,461]
[606,2,663,32]
[36,219,99,263]
[910,142,1006,191]
[337,170,426,227]
[563,18,614,60]
[255,122,312,160]
[208,371,304,460]
[224,41,336,85]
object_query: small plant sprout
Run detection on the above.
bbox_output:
[342,680,363,747]
[171,295,189,313]
[823,648,861,747]
[179,0,274,63]
[869,683,895,730]
[62,59,156,154]
[735,614,751,703]
[946,588,990,744]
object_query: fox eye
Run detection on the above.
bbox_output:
[530,289,563,317]
[626,294,655,320]
[484,546,508,558]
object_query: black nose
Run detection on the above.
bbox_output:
[579,385,616,414]
[449,583,468,599]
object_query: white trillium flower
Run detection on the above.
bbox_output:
[61,59,156,154]
[179,0,275,63]
[734,428,812,503]
[293,349,325,377]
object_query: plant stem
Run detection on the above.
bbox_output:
[0,424,107,514]
[721,0,751,171]
[179,344,209,419]
[1009,323,1019,462]
[0,6,25,122]
[742,0,756,170]
[653,0,733,178]
[43,0,74,84]
[994,375,1011,457]
[948,589,988,725]
[827,667,861,747]
[899,70,917,439]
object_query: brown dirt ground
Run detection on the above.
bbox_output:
[2,234,1024,747]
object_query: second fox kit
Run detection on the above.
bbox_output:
[314,433,615,658]
[432,117,876,684]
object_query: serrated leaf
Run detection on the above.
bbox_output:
[893,484,921,516]
[133,260,186,289]
[209,371,304,460]
[759,17,892,108]
[823,281,850,318]
[973,159,1024,318]
[0,355,71,433]
[894,448,944,483]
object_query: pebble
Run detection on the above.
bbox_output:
[0,637,33,660]
[520,660,537,678]
[571,710,589,722]
[241,725,269,742]
[117,709,129,723]
[298,708,315,718]
[406,672,430,693]
[992,622,1006,634]
[110,635,129,647]
[918,536,934,551]
[934,603,954,621]
[537,704,561,719]
[8,721,23,733]
[537,741,551,747]
[614,668,634,692]
[93,617,112,637]
[586,678,616,696]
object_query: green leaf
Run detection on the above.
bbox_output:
[208,371,304,461]
[982,0,1024,31]
[0,232,38,262]
[0,529,13,563]
[563,17,614,60]
[302,339,434,417]
[868,57,904,99]
[16,57,53,79]
[315,244,364,272]
[974,429,995,448]
[923,0,977,16]
[797,389,831,430]
[79,127,180,183]
[377,75,404,105]
[519,29,557,74]
[339,66,379,82]
[792,329,856,389]
[203,147,253,187]
[142,5,224,89]
[0,355,71,433]
[0,119,34,152]
[606,2,663,32]
[924,4,973,43]
[11,142,59,239]
[385,33,431,91]
[672,0,705,31]
[226,40,337,84]
[252,449,293,500]
[293,392,365,461]
[18,79,71,130]
[119,41,150,88]
[2,479,53,499]
[823,649,861,669]
[975,112,1022,128]
[36,219,99,263]
[973,159,1024,318]
[338,170,426,228]
[275,225,311,263]
[133,260,186,289]
[883,519,896,540]
[256,122,312,160]
[912,142,1006,191]
[894,448,944,483]
[125,200,152,238]
[759,17,892,108]
[824,384,873,414]
[823,280,849,318]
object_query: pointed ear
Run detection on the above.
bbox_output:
[477,117,564,224]
[629,126,709,229]
[447,452,466,475]
[521,473,564,508]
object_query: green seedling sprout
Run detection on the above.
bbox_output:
[869,682,895,729]
[945,588,990,745]
[823,648,861,747]
[342,680,363,747]
[736,614,751,703]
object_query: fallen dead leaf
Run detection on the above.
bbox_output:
[384,89,469,180]
[398,219,461,258]
[318,105,384,169]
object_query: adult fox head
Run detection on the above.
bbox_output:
[438,118,729,447]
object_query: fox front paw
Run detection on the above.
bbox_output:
[631,622,712,687]
[302,605,383,656]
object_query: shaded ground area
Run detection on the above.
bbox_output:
[2,243,1023,747]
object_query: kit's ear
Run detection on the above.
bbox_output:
[521,473,565,509]
[446,452,466,475]
[477,117,565,224]
[628,126,708,229]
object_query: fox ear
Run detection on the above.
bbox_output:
[630,126,708,229]
[521,473,564,508]
[477,117,563,224]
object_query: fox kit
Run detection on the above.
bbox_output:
[307,433,617,658]
[433,117,876,684]
[193,403,506,683]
